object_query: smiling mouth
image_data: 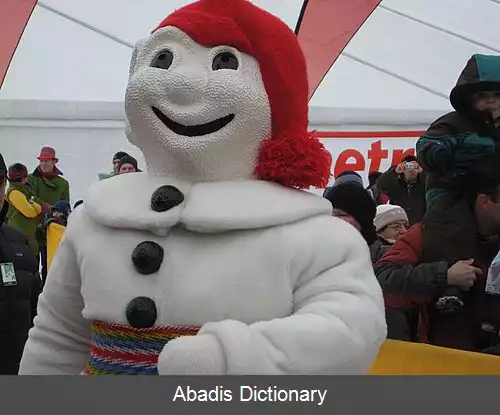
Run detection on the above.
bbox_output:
[152,107,235,137]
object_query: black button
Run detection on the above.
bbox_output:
[131,241,164,275]
[151,185,184,212]
[126,297,157,329]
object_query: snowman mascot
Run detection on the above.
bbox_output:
[20,0,386,375]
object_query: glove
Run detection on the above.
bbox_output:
[453,135,495,169]
[157,333,227,375]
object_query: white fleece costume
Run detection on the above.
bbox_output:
[19,1,386,375]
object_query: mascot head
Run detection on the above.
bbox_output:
[125,0,331,189]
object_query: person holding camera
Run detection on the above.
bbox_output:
[376,155,427,225]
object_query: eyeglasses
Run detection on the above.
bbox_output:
[385,223,409,231]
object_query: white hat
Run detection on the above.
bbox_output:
[374,204,408,231]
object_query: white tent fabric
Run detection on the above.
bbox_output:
[1,0,500,201]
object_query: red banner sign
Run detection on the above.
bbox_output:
[313,130,424,184]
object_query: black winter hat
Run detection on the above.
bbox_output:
[118,155,139,171]
[113,151,129,162]
[324,182,378,245]
[335,170,364,187]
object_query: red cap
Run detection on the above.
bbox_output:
[153,0,331,189]
[37,146,58,161]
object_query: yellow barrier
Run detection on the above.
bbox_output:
[369,339,500,375]
[47,222,66,272]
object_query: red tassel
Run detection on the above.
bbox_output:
[254,133,332,189]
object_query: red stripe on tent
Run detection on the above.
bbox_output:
[0,0,37,87]
[313,131,426,139]
[297,0,382,101]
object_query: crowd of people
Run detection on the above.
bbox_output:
[324,53,500,356]
[1,51,500,375]
[0,148,142,374]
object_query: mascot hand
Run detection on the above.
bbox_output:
[157,333,226,375]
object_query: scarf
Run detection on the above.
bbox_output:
[36,166,61,180]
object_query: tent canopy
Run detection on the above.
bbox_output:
[2,0,500,115]
[1,0,500,202]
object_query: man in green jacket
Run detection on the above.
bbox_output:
[28,146,70,285]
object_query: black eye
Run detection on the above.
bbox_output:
[212,52,238,71]
[151,50,174,70]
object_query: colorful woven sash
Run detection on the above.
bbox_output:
[85,320,199,375]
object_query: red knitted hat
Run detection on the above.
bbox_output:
[153,0,332,189]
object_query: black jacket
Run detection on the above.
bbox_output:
[416,55,500,205]
[0,201,41,375]
[377,167,426,225]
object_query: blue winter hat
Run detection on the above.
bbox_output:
[53,200,71,214]
[334,170,364,187]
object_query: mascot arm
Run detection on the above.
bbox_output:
[158,218,387,375]
[19,226,91,375]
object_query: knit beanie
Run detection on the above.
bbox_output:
[7,163,28,182]
[118,155,139,171]
[323,171,363,197]
[324,182,377,245]
[374,204,408,232]
[53,200,71,214]
[113,151,129,162]
[154,0,332,189]
[334,171,364,187]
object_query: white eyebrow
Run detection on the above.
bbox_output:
[147,26,197,50]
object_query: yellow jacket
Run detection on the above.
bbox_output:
[7,189,42,254]
[8,190,42,218]
[47,222,66,272]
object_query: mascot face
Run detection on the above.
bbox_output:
[125,26,272,181]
